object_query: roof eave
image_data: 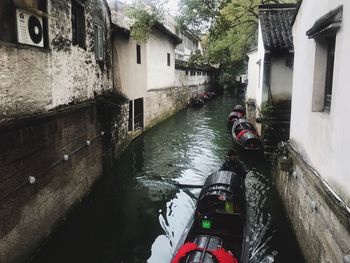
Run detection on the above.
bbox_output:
[154,22,182,45]
[291,0,303,27]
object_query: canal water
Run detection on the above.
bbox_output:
[30,92,304,263]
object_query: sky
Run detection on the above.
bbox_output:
[109,0,180,16]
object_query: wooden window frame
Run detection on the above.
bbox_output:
[136,44,141,64]
[71,0,86,48]
[94,23,104,61]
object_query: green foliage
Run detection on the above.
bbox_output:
[187,50,209,67]
[96,90,128,130]
[126,0,165,43]
[178,0,297,85]
[258,102,275,132]
[177,0,228,34]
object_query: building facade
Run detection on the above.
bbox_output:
[254,4,296,109]
[0,0,114,121]
[0,1,129,262]
[111,3,214,135]
[273,1,350,262]
[245,4,296,157]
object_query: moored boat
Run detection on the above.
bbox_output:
[172,171,248,263]
[192,97,205,108]
[227,105,246,130]
[231,119,261,150]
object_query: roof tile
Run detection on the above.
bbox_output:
[259,4,297,52]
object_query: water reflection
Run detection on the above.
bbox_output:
[30,92,304,263]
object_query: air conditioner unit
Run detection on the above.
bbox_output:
[16,8,44,47]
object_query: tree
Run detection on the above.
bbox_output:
[178,0,297,85]
[126,0,165,43]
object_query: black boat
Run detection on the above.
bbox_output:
[227,105,246,130]
[232,105,245,116]
[172,171,248,263]
[192,97,205,108]
[231,119,261,150]
[227,111,244,125]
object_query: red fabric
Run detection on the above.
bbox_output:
[236,130,249,140]
[212,249,239,263]
[172,242,238,263]
[236,129,259,140]
[171,243,198,263]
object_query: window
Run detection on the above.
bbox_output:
[0,0,16,42]
[72,0,85,48]
[0,0,47,45]
[307,6,342,112]
[136,44,141,64]
[324,37,336,111]
[94,24,104,61]
[128,100,133,131]
[167,53,170,66]
[134,98,144,130]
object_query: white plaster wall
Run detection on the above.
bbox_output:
[290,0,350,205]
[256,22,265,109]
[113,36,148,100]
[246,50,259,102]
[147,29,176,90]
[175,70,211,88]
[270,57,293,102]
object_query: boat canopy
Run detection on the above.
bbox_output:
[199,171,241,201]
[232,118,256,131]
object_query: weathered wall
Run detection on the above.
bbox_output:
[143,68,214,129]
[113,34,148,100]
[0,1,131,262]
[290,0,350,207]
[0,98,129,263]
[144,84,210,129]
[270,57,293,102]
[0,104,103,263]
[175,69,211,88]
[273,143,350,263]
[147,28,176,90]
[0,0,113,122]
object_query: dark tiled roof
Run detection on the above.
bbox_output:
[154,22,182,45]
[111,22,182,45]
[259,4,297,52]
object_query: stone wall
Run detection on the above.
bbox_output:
[0,97,129,263]
[0,0,113,123]
[144,83,210,129]
[272,142,350,263]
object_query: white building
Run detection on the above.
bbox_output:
[245,48,259,105]
[175,28,202,62]
[274,1,350,262]
[112,22,182,131]
[247,4,296,112]
[110,2,214,133]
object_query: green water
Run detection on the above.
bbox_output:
[30,92,304,263]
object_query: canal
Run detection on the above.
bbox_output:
[30,92,304,263]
